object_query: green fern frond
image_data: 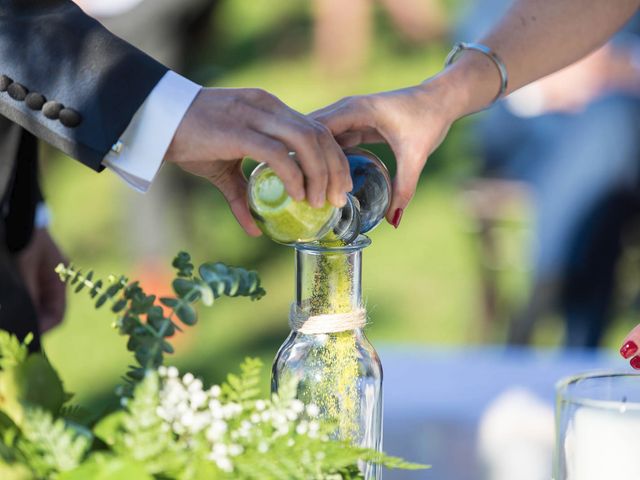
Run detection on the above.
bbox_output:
[117,373,186,477]
[221,357,263,403]
[0,332,30,371]
[58,405,91,426]
[17,407,90,477]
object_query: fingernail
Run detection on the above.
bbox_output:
[631,355,640,370]
[391,208,404,229]
[620,341,638,359]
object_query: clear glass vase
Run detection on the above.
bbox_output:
[272,236,383,479]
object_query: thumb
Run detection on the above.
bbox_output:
[209,165,262,237]
[385,145,426,227]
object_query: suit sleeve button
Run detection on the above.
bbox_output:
[7,83,27,101]
[59,108,82,127]
[0,75,12,92]
[42,101,64,119]
[25,92,46,110]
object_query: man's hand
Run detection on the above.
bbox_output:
[15,229,67,333]
[311,80,457,227]
[164,88,352,236]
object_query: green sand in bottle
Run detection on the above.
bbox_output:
[305,252,361,441]
[254,168,363,440]
[251,169,336,244]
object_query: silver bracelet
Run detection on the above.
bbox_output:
[444,41,509,105]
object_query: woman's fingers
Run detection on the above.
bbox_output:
[335,129,386,148]
[620,325,640,368]
[385,143,426,228]
[311,96,376,138]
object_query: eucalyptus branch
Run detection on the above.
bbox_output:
[56,251,266,386]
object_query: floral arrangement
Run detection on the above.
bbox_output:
[0,252,426,479]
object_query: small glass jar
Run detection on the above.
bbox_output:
[272,236,383,479]
[247,148,391,245]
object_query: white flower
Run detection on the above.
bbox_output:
[295,422,308,435]
[180,410,194,427]
[158,366,167,376]
[221,402,242,419]
[260,410,271,422]
[228,444,243,456]
[190,390,207,409]
[287,438,295,447]
[205,420,228,442]
[290,399,305,414]
[258,442,269,453]
[167,366,179,379]
[172,421,185,435]
[182,372,194,385]
[255,400,266,411]
[215,457,233,473]
[188,378,203,393]
[250,413,261,423]
[209,401,224,420]
[213,443,228,457]
[308,421,320,438]
[209,385,221,397]
[266,411,279,424]
[306,404,320,418]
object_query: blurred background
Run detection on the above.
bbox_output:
[43,0,640,478]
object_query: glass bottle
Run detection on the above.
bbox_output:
[247,148,391,245]
[272,236,383,479]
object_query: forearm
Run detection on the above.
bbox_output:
[436,0,640,117]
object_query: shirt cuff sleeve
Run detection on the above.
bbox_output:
[102,71,201,193]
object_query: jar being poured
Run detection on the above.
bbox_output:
[247,148,392,245]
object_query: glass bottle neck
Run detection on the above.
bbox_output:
[295,245,363,317]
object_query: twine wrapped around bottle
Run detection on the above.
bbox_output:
[288,303,367,334]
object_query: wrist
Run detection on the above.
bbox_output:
[422,50,504,119]
[165,88,205,166]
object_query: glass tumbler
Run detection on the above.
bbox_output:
[554,372,640,480]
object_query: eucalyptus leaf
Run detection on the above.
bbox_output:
[175,303,197,326]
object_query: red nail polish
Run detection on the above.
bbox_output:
[391,208,404,229]
[621,341,638,359]
[631,356,640,370]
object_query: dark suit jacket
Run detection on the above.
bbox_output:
[0,0,169,346]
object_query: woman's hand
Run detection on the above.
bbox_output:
[311,81,459,227]
[620,328,640,369]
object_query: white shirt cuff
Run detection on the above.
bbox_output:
[102,71,201,193]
